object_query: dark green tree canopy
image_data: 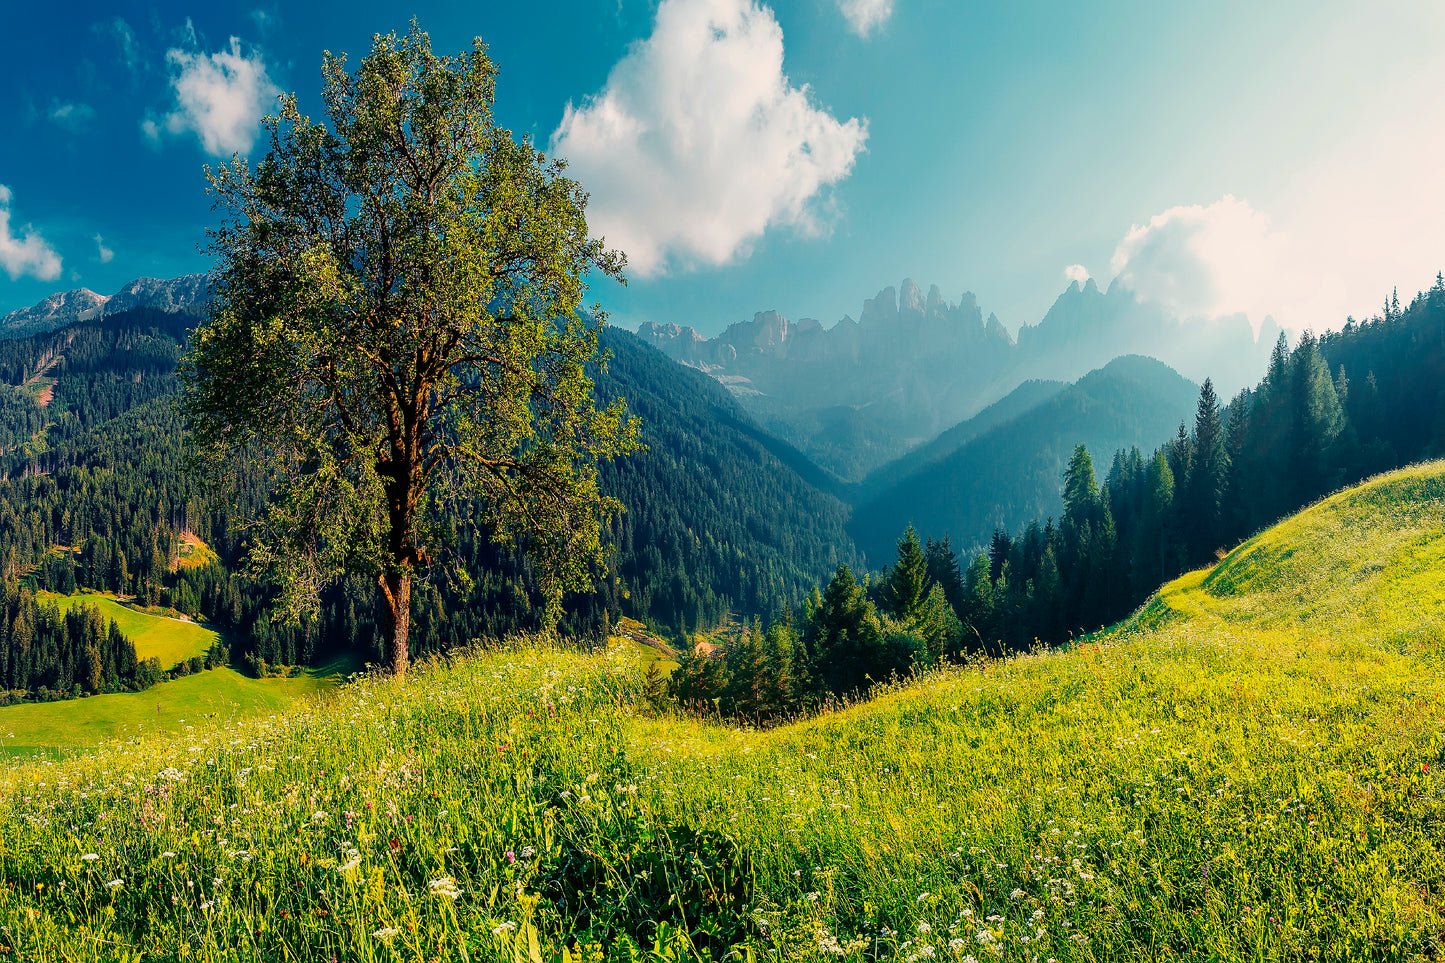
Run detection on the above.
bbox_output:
[180,25,639,676]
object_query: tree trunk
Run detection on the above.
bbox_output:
[381,567,412,679]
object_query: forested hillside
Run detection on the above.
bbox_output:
[0,310,858,699]
[917,277,1445,651]
[849,355,1200,558]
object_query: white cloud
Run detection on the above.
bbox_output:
[49,101,97,132]
[1063,264,1090,285]
[159,37,280,157]
[0,185,63,282]
[108,17,144,73]
[1110,195,1294,328]
[837,0,893,37]
[94,234,114,263]
[549,0,868,277]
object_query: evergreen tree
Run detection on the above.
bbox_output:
[886,525,929,621]
[923,535,966,619]
[1185,379,1229,559]
[803,566,883,696]
[1061,444,1099,527]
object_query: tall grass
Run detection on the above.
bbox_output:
[3,464,1445,961]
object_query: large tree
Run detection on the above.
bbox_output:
[181,26,639,677]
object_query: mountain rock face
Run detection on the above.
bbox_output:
[640,277,1277,479]
[0,274,212,339]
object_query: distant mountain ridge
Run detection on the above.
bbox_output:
[640,276,1280,479]
[848,354,1202,559]
[0,275,211,339]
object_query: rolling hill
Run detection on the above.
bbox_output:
[37,591,217,668]
[850,354,1200,558]
[3,462,1442,960]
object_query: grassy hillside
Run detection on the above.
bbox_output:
[38,590,218,667]
[0,663,346,758]
[3,464,1444,961]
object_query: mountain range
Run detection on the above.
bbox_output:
[0,275,212,339]
[640,277,1281,479]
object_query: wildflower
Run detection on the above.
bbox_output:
[106,879,124,889]
[162,852,177,858]
[81,853,100,862]
[491,921,518,936]
[312,811,328,823]
[373,926,400,941]
[976,930,995,945]
[917,891,931,903]
[158,767,187,782]
[339,857,360,872]
[1010,888,1026,899]
[919,947,936,959]
[429,876,461,901]
[917,922,932,934]
[949,939,966,951]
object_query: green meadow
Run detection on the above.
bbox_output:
[0,663,347,759]
[38,590,219,668]
[2,464,1444,961]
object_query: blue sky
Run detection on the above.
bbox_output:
[3,0,1445,335]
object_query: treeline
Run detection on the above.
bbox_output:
[0,585,157,704]
[668,526,957,720]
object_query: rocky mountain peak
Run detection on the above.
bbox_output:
[0,273,213,339]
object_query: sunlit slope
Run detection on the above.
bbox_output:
[0,664,345,757]
[2,467,1445,961]
[39,590,218,667]
[1135,460,1445,638]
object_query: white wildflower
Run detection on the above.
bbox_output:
[429,876,461,901]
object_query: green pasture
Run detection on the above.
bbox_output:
[37,590,218,667]
[0,660,350,758]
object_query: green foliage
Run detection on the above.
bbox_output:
[182,24,639,673]
[536,807,752,955]
[882,525,927,622]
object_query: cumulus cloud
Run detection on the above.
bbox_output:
[0,185,63,282]
[94,234,114,263]
[49,101,97,132]
[1110,195,1292,326]
[157,37,280,156]
[1063,264,1090,285]
[549,0,868,277]
[837,0,893,37]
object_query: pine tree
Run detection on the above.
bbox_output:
[1185,378,1228,561]
[1062,444,1099,528]
[923,535,966,619]
[1132,450,1175,597]
[960,553,996,654]
[886,525,929,621]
